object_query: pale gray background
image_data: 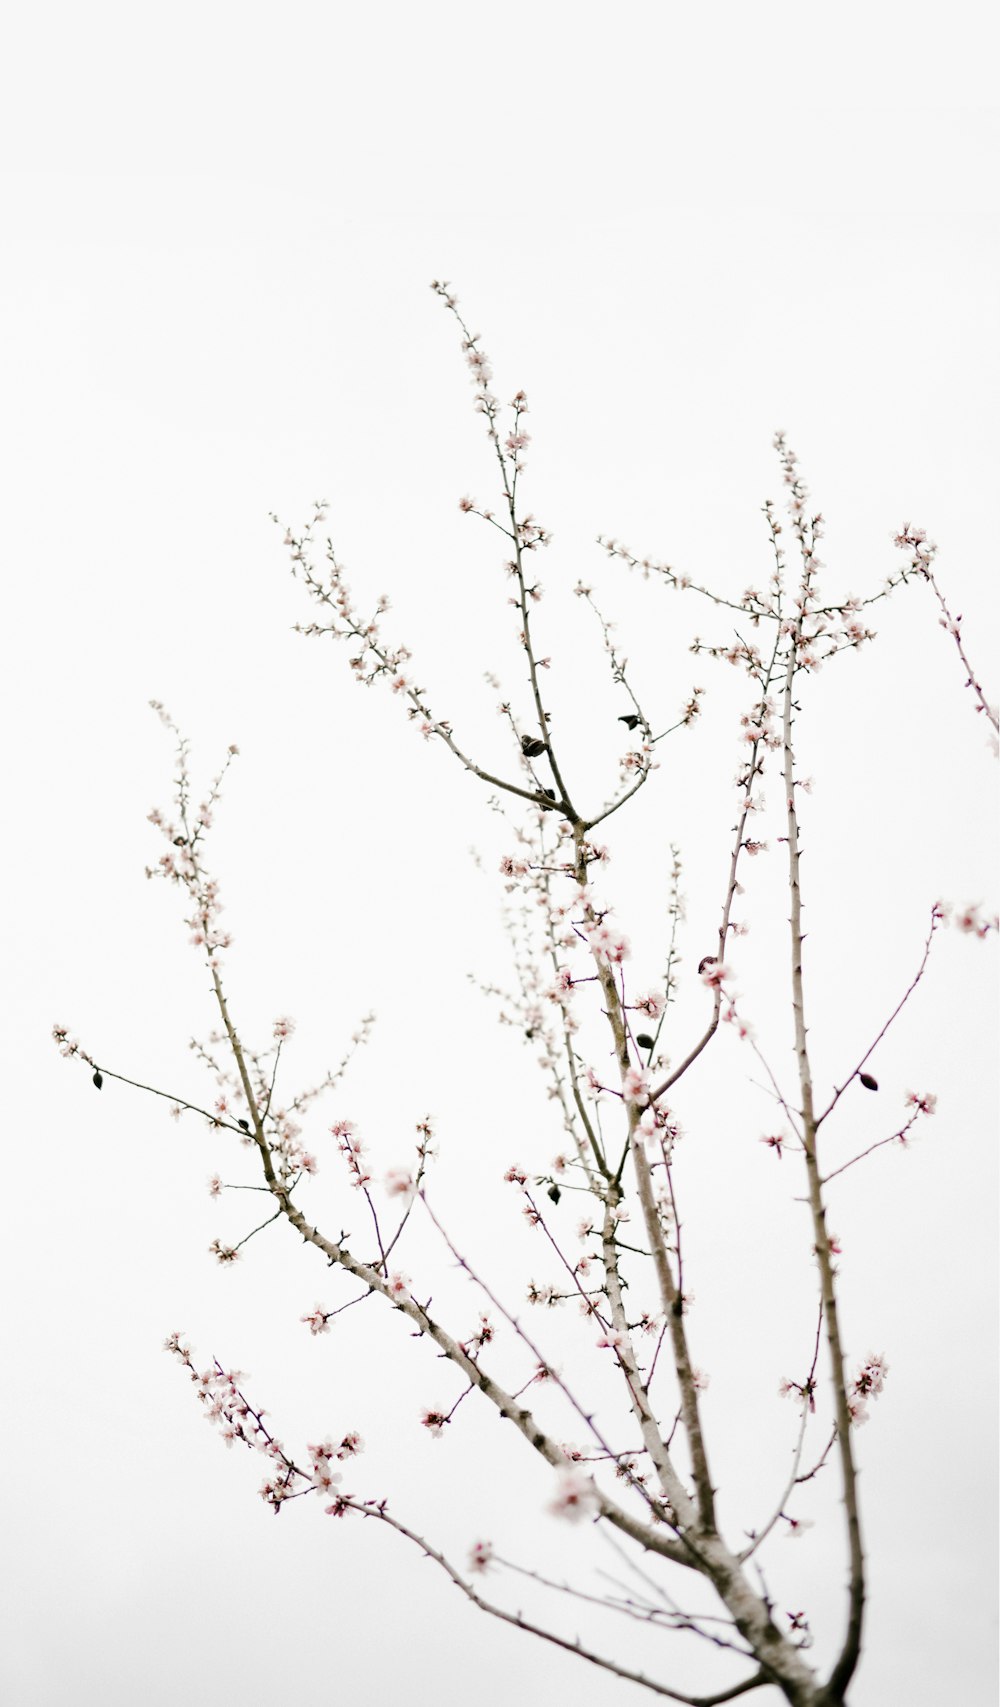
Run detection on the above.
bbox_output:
[2,4,997,1704]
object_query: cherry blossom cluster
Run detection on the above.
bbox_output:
[894,526,999,744]
[283,522,448,733]
[267,1108,319,1183]
[584,913,631,966]
[904,1090,937,1116]
[951,901,999,939]
[165,1333,364,1515]
[431,281,542,490]
[52,1023,91,1067]
[847,1354,889,1426]
[277,500,468,753]
[165,1334,294,1502]
[778,1373,818,1412]
[607,439,892,694]
[893,523,938,575]
[145,703,240,965]
[331,1118,371,1189]
[548,1466,598,1522]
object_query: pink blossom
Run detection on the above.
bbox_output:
[385,1167,416,1201]
[421,1409,447,1437]
[309,1452,343,1497]
[954,903,998,939]
[905,1090,937,1116]
[387,1271,411,1302]
[301,1306,330,1336]
[633,991,664,1019]
[460,1314,495,1355]
[469,1539,494,1573]
[548,1466,597,1523]
[699,958,731,988]
[722,1003,754,1041]
[586,919,631,965]
[272,1016,296,1040]
[852,1352,889,1401]
[622,1065,650,1105]
[207,1174,223,1198]
[260,1478,291,1511]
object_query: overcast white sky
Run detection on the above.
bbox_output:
[2,5,998,1705]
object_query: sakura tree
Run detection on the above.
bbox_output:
[55,284,997,1707]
